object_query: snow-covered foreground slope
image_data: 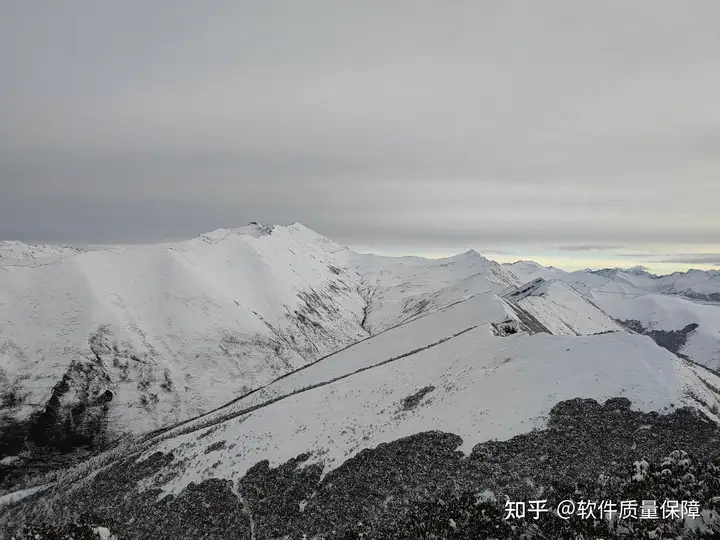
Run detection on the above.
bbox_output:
[135,294,720,497]
[150,291,536,441]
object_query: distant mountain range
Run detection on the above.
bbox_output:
[504,260,720,370]
[505,259,720,302]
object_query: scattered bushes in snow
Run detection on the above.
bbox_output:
[401,386,436,411]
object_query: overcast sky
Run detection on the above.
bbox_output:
[2,1,719,272]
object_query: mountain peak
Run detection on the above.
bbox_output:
[587,268,620,278]
[507,259,556,270]
[287,221,322,234]
[625,265,651,276]
[451,248,490,262]
[194,222,274,243]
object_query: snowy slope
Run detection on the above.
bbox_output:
[503,278,626,336]
[0,241,84,266]
[504,261,720,369]
[591,292,720,370]
[352,249,519,334]
[4,225,718,449]
[505,264,647,298]
[0,223,369,443]
[654,269,720,300]
[135,298,720,498]
[151,291,535,441]
[504,260,569,283]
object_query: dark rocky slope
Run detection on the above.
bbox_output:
[3,397,720,539]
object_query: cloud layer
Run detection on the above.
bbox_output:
[2,1,719,262]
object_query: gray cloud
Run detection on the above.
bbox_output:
[616,253,720,265]
[650,255,720,265]
[552,245,624,252]
[2,1,720,249]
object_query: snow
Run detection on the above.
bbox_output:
[0,223,369,434]
[122,251,720,498]
[505,262,720,301]
[504,278,626,336]
[505,261,720,369]
[157,292,521,437]
[0,484,50,507]
[0,223,525,439]
[93,526,115,540]
[2,224,719,462]
[0,240,83,266]
[3,227,719,515]
[505,261,568,283]
[352,249,519,334]
[591,292,720,369]
[140,302,720,496]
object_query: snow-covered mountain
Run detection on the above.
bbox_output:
[3,226,718,457]
[0,224,523,460]
[0,241,84,266]
[2,225,720,538]
[502,260,568,282]
[2,281,719,538]
[505,261,720,302]
[0,223,370,448]
[505,261,720,370]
